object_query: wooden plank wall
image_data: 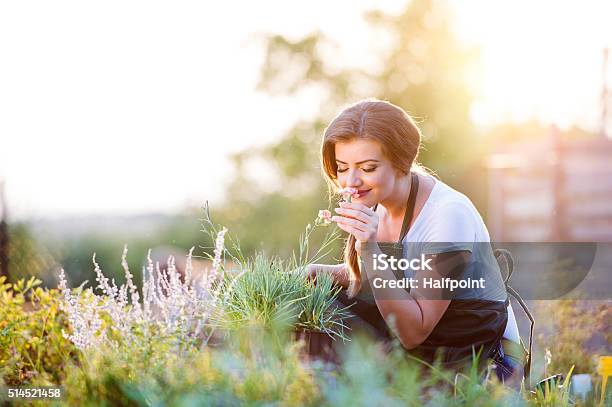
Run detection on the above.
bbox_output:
[487,137,612,242]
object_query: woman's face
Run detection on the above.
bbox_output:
[334,139,403,206]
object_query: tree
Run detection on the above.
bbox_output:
[216,0,481,256]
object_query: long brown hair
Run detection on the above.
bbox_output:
[321,98,423,298]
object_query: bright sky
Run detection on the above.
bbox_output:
[1,0,610,221]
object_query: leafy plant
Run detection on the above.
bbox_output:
[534,300,611,375]
[4,211,603,406]
[58,326,322,406]
[201,206,350,339]
[0,276,78,387]
[56,226,239,361]
[529,366,575,407]
[220,253,350,340]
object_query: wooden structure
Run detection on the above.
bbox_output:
[487,129,612,242]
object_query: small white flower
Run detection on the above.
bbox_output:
[317,209,332,226]
[338,187,359,202]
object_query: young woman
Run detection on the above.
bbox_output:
[308,98,525,385]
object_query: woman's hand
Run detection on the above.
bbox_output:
[332,201,379,243]
[305,264,318,281]
[304,264,349,289]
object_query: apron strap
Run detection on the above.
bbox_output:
[398,172,419,243]
[371,172,419,243]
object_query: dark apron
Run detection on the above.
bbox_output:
[337,173,508,369]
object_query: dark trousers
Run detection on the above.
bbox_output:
[335,289,524,389]
[335,289,392,342]
[490,341,525,389]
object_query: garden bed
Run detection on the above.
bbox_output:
[2,225,609,406]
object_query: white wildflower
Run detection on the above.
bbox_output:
[57,228,238,356]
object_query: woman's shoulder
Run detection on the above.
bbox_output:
[421,175,476,214]
[407,175,490,242]
[431,177,492,241]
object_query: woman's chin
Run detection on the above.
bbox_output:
[354,196,375,207]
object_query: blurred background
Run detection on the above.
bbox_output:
[1,0,611,284]
[1,0,611,380]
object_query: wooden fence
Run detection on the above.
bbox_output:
[487,132,612,242]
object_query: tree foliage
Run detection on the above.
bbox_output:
[216,0,481,256]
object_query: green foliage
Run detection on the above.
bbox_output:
[6,223,58,284]
[533,300,611,375]
[324,338,603,406]
[213,214,350,339]
[529,366,575,407]
[0,276,78,387]
[219,0,485,259]
[220,253,350,340]
[1,274,604,405]
[59,327,322,406]
[2,217,607,405]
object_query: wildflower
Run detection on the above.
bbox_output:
[545,348,552,366]
[338,187,359,202]
[206,227,227,294]
[58,269,104,351]
[544,347,552,376]
[317,209,332,226]
[121,244,141,316]
[57,227,236,355]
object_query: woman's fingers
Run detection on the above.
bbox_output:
[334,207,369,223]
[305,264,317,280]
[335,222,367,241]
[339,201,376,217]
[334,201,379,242]
[332,215,368,231]
[332,202,378,241]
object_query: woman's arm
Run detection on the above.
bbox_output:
[331,200,472,349]
[361,243,469,350]
[307,263,349,288]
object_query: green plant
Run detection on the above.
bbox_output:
[534,300,611,375]
[58,326,322,406]
[0,276,78,387]
[315,334,528,407]
[202,207,350,339]
[220,253,350,340]
[528,366,575,407]
[2,276,599,406]
[4,207,605,406]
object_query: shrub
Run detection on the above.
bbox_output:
[0,276,78,387]
[220,253,350,339]
[534,299,611,375]
[5,216,602,406]
[56,327,322,406]
[56,228,238,357]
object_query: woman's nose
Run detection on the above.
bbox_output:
[346,169,362,187]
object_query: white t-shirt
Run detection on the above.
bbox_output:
[399,174,521,344]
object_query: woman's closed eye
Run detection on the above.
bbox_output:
[336,166,377,173]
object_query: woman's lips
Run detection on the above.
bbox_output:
[356,189,371,197]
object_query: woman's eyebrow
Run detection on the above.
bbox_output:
[335,159,380,165]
